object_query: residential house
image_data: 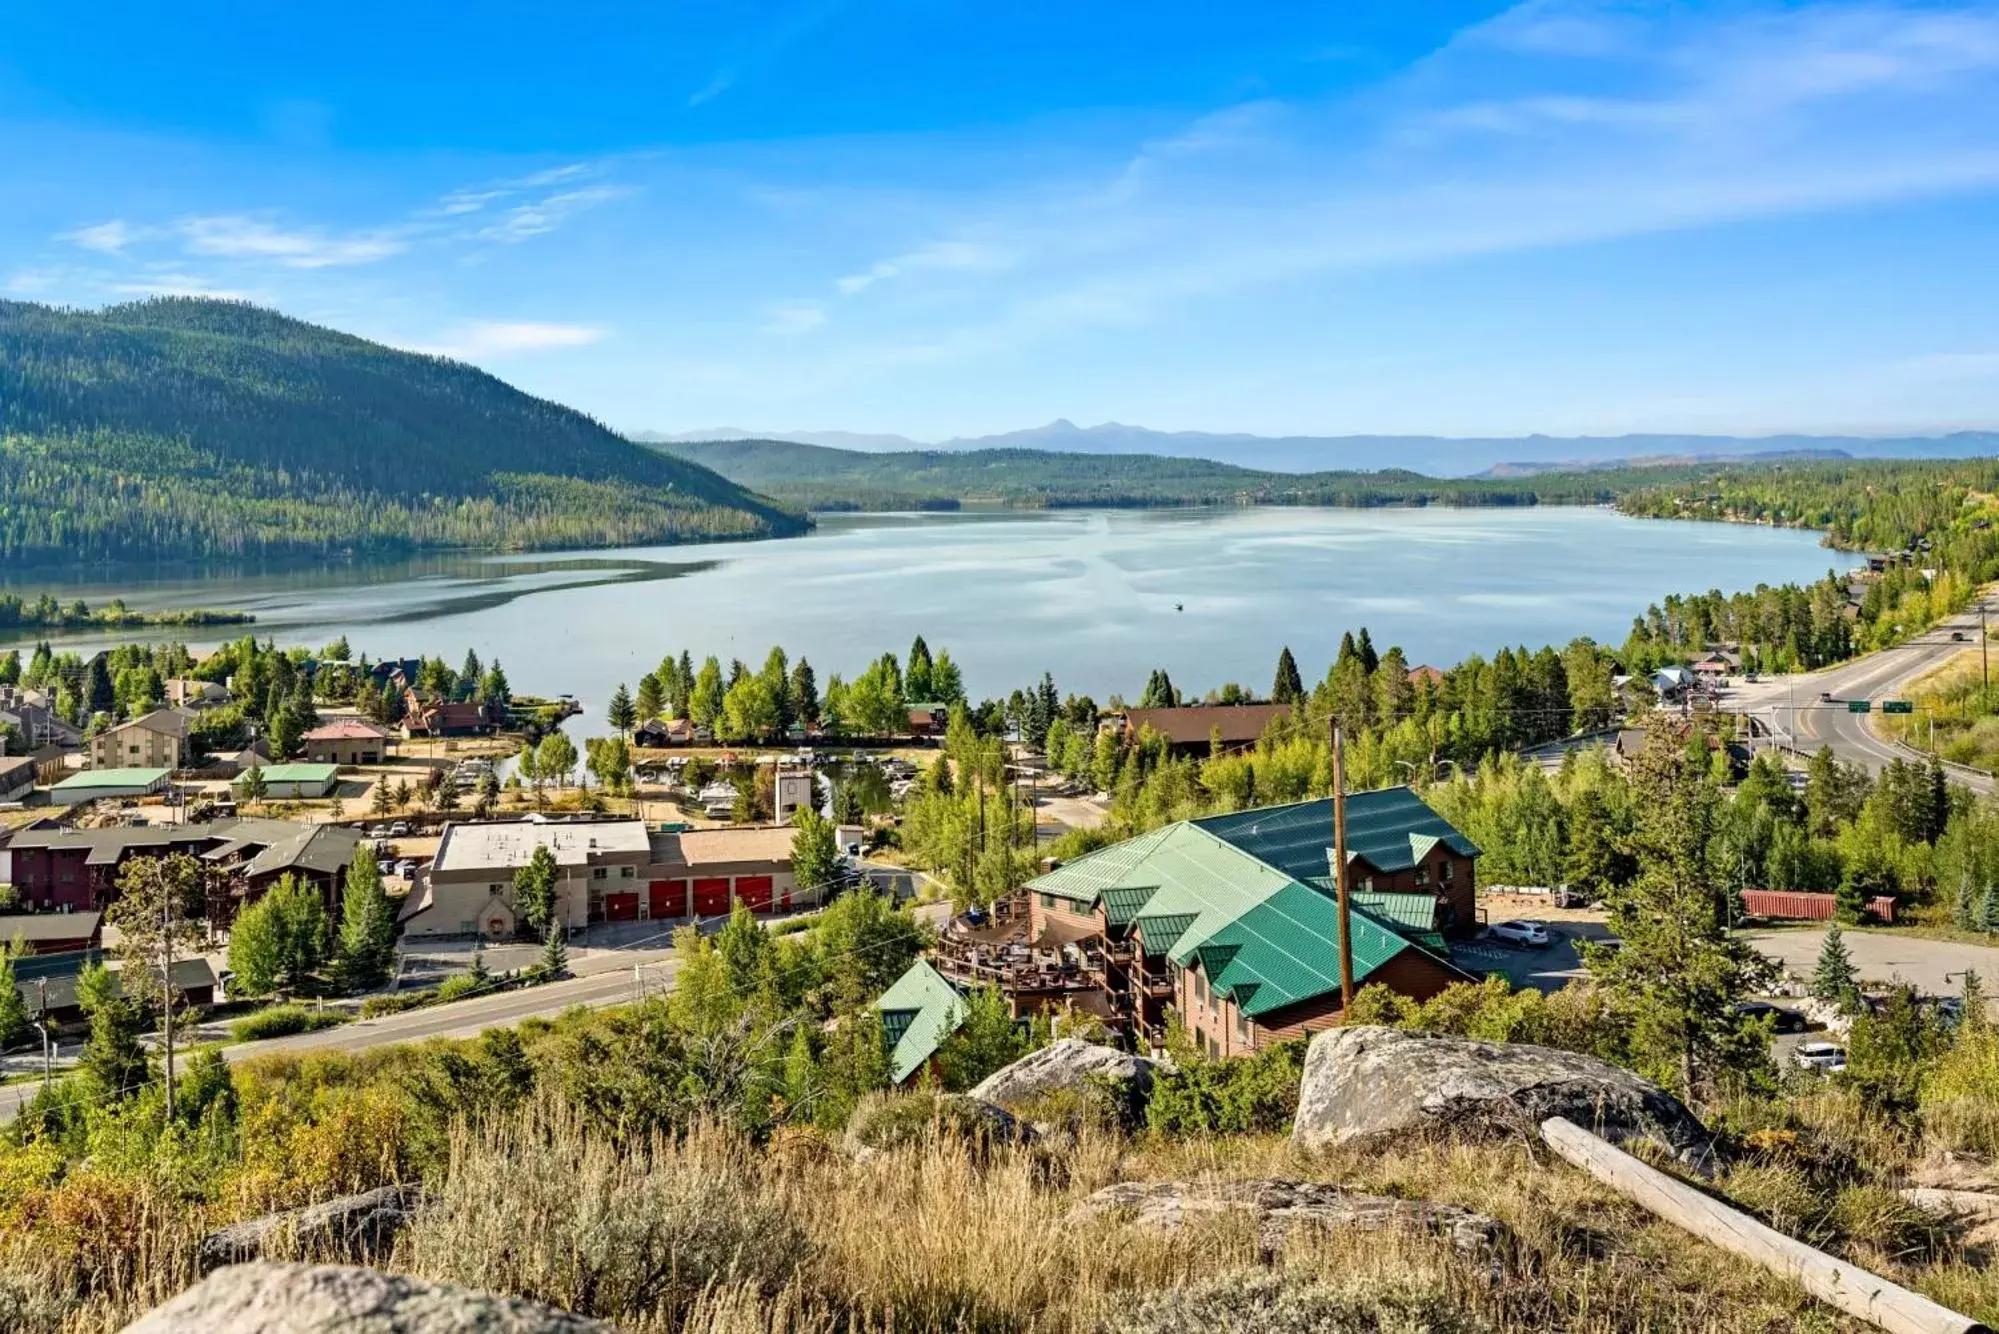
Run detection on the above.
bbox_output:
[11,951,215,1023]
[0,817,363,917]
[1650,665,1697,703]
[89,708,194,772]
[939,787,1479,1054]
[0,911,102,956]
[400,816,812,939]
[163,678,229,710]
[876,959,968,1085]
[634,717,686,747]
[0,755,34,804]
[300,719,391,765]
[0,686,82,750]
[1406,665,1447,690]
[405,700,499,738]
[1120,703,1291,758]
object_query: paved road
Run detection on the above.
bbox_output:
[0,958,678,1123]
[1745,927,1999,1006]
[1726,593,1996,793]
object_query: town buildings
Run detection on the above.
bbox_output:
[300,719,392,765]
[399,815,812,939]
[0,755,35,804]
[246,763,341,799]
[921,787,1480,1058]
[0,817,364,916]
[48,767,172,806]
[1120,703,1291,757]
[88,707,194,772]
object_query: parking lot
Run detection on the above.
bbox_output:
[1744,927,1999,1011]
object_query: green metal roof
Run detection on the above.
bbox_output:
[54,768,170,789]
[1024,823,1181,906]
[1132,911,1198,956]
[1193,787,1477,880]
[1189,881,1419,1018]
[1352,890,1442,935]
[1101,884,1159,928]
[875,959,965,1085]
[248,764,339,784]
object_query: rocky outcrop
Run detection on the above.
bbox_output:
[1071,1179,1504,1258]
[1292,1027,1711,1167]
[196,1186,422,1274]
[120,1262,612,1334]
[968,1039,1159,1120]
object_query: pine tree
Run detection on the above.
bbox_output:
[333,854,396,991]
[1271,647,1303,704]
[607,682,637,736]
[635,673,663,723]
[237,761,268,806]
[540,919,569,978]
[0,944,31,1051]
[1810,922,1861,1013]
[76,963,149,1101]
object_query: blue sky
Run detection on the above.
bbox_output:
[7,1,1999,440]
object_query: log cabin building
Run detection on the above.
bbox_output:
[929,786,1480,1057]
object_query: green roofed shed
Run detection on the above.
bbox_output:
[875,959,966,1085]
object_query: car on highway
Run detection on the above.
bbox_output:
[1488,920,1552,948]
[1793,1041,1847,1072]
[1733,1000,1808,1034]
[1952,631,1968,642]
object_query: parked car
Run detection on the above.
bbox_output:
[1793,1041,1847,1072]
[1733,1000,1808,1034]
[376,858,396,877]
[1488,920,1552,948]
[389,821,411,837]
[1550,888,1588,909]
[396,859,419,879]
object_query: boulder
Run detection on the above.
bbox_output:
[120,1262,612,1334]
[968,1039,1159,1119]
[844,1091,1032,1159]
[196,1186,422,1274]
[1292,1027,1711,1166]
[1071,1179,1503,1259]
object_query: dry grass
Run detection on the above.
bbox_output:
[6,1089,1999,1333]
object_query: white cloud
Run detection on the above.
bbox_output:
[108,271,259,300]
[6,269,59,294]
[763,302,827,334]
[836,240,1009,295]
[63,220,145,253]
[178,215,407,267]
[414,320,609,359]
[476,186,624,242]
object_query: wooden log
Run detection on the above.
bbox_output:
[1902,1187,1999,1222]
[1541,1117,1989,1334]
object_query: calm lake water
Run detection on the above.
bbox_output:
[5,507,1846,720]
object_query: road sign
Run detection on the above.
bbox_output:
[1847,700,1873,714]
[1882,700,1915,715]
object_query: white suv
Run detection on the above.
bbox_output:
[1488,920,1552,948]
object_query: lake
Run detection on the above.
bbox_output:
[3,506,1847,719]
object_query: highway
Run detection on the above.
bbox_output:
[1726,592,1996,794]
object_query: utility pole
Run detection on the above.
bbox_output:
[1983,604,1990,706]
[1331,722,1354,1010]
[34,980,50,1089]
[160,883,176,1124]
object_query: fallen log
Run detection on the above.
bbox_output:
[1541,1116,1989,1334]
[1902,1188,1999,1222]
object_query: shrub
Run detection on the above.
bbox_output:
[1109,1269,1489,1334]
[399,1104,809,1326]
[358,989,438,1019]
[844,1091,1025,1156]
[435,974,488,1003]
[1145,1040,1304,1136]
[229,1005,346,1042]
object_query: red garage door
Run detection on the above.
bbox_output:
[605,892,640,922]
[648,879,686,919]
[736,875,774,911]
[693,877,732,916]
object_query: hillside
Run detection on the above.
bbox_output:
[650,436,1584,511]
[0,298,804,565]
[639,419,1999,475]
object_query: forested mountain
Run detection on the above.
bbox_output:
[0,298,803,565]
[650,437,1582,510]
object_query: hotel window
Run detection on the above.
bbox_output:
[1414,868,1429,887]
[1039,892,1056,909]
[592,867,607,880]
[1236,1010,1249,1041]
[620,866,635,879]
[1441,861,1454,883]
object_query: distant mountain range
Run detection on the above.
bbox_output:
[635,420,1999,478]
